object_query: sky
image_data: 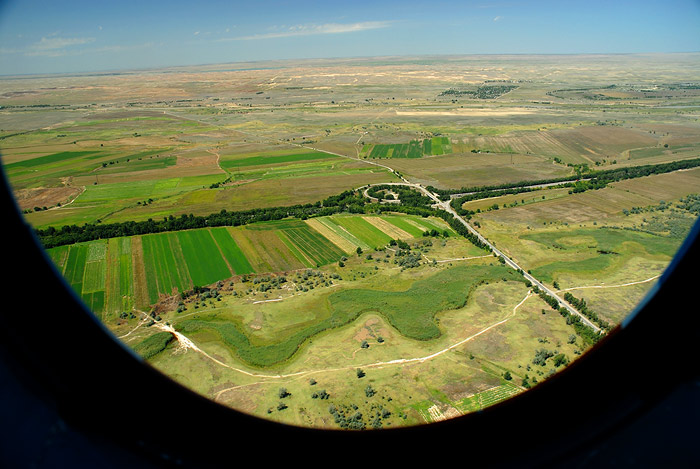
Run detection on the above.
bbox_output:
[1,0,699,75]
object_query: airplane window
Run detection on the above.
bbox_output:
[1,1,699,443]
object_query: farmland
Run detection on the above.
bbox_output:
[360,137,452,159]
[3,53,700,430]
[46,213,458,315]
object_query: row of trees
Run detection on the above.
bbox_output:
[445,157,700,217]
[563,292,611,331]
[430,157,700,198]
[35,189,368,248]
[37,177,499,257]
[531,285,602,346]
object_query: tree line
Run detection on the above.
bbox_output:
[34,184,495,254]
[430,157,700,199]
[35,189,367,249]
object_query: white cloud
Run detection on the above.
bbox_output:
[26,36,95,56]
[493,16,503,22]
[228,21,392,41]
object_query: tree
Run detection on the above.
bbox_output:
[356,246,363,255]
[278,387,290,398]
[356,368,365,378]
[503,371,512,381]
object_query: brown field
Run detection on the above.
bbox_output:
[462,187,572,212]
[389,152,574,189]
[474,167,700,227]
[13,186,83,210]
[610,167,700,201]
[228,226,305,273]
[130,237,150,310]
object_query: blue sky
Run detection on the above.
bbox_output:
[1,0,699,75]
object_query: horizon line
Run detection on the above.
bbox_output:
[1,50,699,79]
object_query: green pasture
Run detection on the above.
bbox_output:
[220,149,337,170]
[523,227,680,283]
[3,150,100,170]
[176,263,523,367]
[74,174,223,205]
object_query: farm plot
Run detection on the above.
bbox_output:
[276,223,346,268]
[423,137,451,156]
[3,150,100,171]
[50,240,108,315]
[229,226,306,273]
[45,212,478,315]
[220,149,337,170]
[141,233,193,303]
[305,217,370,252]
[303,214,457,253]
[366,139,434,159]
[210,227,255,275]
[457,382,522,413]
[47,245,70,272]
[379,215,455,238]
[328,216,394,248]
[362,216,413,240]
[303,218,358,254]
[176,230,233,287]
[105,237,134,314]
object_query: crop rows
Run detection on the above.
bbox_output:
[328,216,393,248]
[365,138,452,159]
[458,382,523,413]
[47,213,456,314]
[220,150,334,170]
[278,226,345,267]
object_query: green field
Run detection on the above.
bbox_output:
[4,150,100,170]
[329,216,394,248]
[329,264,524,341]
[220,149,337,169]
[363,137,451,159]
[177,263,523,367]
[47,213,455,314]
[522,227,679,283]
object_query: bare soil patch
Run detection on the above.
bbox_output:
[14,186,82,210]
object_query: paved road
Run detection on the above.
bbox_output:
[365,181,602,333]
